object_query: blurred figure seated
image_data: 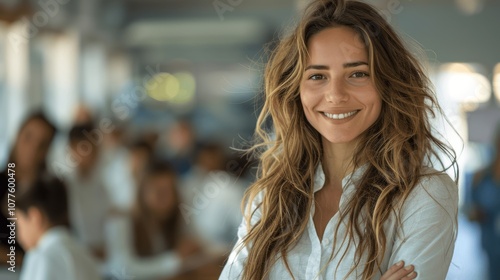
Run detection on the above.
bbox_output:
[180,142,245,251]
[104,160,202,280]
[1,111,57,265]
[17,175,102,280]
[159,118,197,177]
[101,126,136,212]
[64,124,111,260]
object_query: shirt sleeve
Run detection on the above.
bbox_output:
[219,191,263,280]
[104,215,182,279]
[388,172,458,280]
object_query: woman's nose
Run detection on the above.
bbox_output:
[324,81,349,104]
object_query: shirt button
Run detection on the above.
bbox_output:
[323,238,331,246]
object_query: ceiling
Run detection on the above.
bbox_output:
[0,0,498,65]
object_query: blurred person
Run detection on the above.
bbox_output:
[73,104,95,126]
[65,124,111,260]
[104,160,202,280]
[101,125,137,211]
[180,142,245,251]
[161,118,197,176]
[0,111,57,264]
[103,138,154,214]
[220,0,458,279]
[17,175,101,280]
[142,130,160,151]
[1,111,57,188]
[129,140,154,186]
[468,125,500,280]
[46,104,96,183]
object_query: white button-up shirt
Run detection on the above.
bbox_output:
[20,227,101,280]
[220,165,458,279]
[65,168,111,250]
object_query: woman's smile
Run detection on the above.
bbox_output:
[322,110,360,120]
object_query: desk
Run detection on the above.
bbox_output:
[166,255,225,280]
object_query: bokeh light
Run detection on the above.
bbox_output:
[146,72,196,105]
[437,63,491,110]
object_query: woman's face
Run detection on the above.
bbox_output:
[14,119,54,171]
[300,26,382,145]
[143,174,177,220]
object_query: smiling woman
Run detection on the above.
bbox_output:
[300,27,382,145]
[219,0,458,280]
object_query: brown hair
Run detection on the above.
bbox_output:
[8,111,57,172]
[132,161,181,256]
[240,0,458,279]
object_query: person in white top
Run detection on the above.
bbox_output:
[17,175,102,280]
[104,160,207,280]
[180,142,246,250]
[65,124,112,259]
[220,0,459,279]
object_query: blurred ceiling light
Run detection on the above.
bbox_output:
[494,63,500,103]
[438,63,491,108]
[442,63,475,73]
[123,19,266,48]
[146,72,196,105]
[455,0,483,15]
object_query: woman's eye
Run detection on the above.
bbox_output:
[308,74,325,80]
[350,72,369,78]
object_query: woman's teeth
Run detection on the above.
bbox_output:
[323,110,358,120]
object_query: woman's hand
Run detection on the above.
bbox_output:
[381,261,417,280]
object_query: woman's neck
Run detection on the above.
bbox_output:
[321,138,357,189]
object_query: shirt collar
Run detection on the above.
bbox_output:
[36,226,69,252]
[313,163,368,193]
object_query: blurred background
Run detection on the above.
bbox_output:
[0,0,499,279]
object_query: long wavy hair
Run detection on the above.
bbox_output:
[240,0,458,279]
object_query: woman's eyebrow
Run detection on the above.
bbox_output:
[304,61,368,71]
[343,61,368,68]
[304,65,329,71]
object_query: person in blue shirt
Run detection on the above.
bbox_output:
[470,127,500,280]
